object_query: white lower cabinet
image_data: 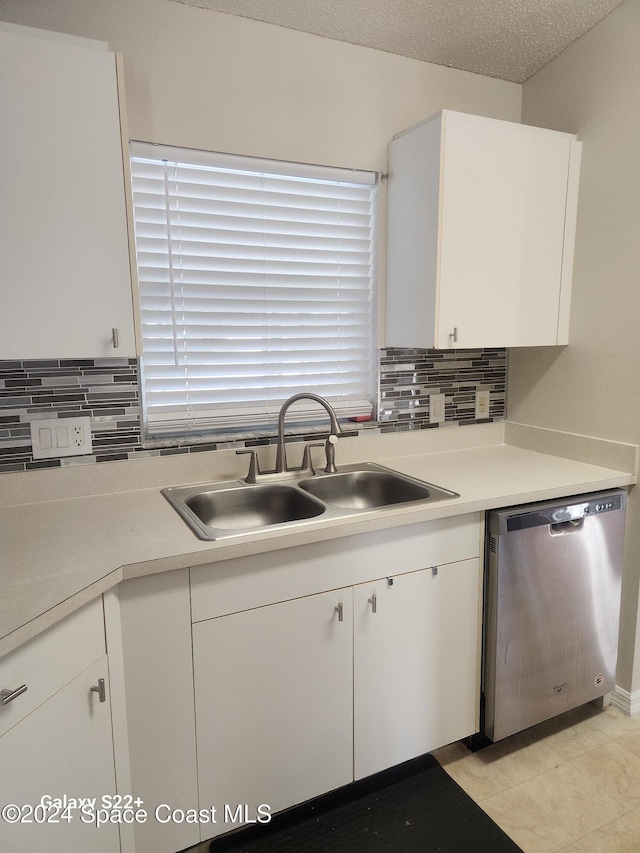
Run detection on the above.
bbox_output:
[0,600,118,853]
[191,535,482,839]
[0,658,118,853]
[0,516,482,853]
[193,589,354,836]
[105,515,482,851]
[105,569,199,853]
[353,559,481,779]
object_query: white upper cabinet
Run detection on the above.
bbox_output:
[0,24,137,359]
[386,110,582,349]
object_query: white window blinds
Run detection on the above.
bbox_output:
[129,142,377,438]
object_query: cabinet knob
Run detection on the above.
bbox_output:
[90,678,106,703]
[334,603,344,623]
[1,684,28,706]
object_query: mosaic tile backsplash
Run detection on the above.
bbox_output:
[379,347,506,431]
[0,358,142,472]
[0,349,506,473]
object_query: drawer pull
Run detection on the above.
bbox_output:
[90,678,106,703]
[1,684,28,706]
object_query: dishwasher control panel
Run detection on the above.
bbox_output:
[491,490,626,534]
[594,499,616,512]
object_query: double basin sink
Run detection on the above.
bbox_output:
[162,462,459,541]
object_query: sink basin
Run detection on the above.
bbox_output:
[299,467,457,509]
[162,463,458,541]
[163,482,325,540]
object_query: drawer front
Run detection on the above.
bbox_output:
[0,597,105,737]
[191,514,481,622]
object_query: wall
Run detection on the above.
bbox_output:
[0,0,520,173]
[0,0,519,469]
[0,350,507,473]
[3,0,635,700]
[0,0,520,344]
[510,0,640,698]
[0,358,142,472]
[380,348,506,430]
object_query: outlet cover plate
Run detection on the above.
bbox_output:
[429,393,446,424]
[31,416,93,459]
[475,389,491,420]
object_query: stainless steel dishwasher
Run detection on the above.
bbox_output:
[483,489,626,742]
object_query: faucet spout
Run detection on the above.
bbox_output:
[276,393,342,474]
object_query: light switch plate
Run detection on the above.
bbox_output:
[31,416,93,459]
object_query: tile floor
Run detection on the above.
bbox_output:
[190,702,640,853]
[432,702,640,852]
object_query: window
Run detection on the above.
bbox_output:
[129,142,378,441]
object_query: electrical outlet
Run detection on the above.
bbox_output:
[31,416,93,459]
[73,425,85,447]
[429,393,446,424]
[475,388,491,420]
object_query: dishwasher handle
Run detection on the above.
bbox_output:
[550,518,585,534]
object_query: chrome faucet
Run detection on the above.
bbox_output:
[237,392,342,482]
[275,393,342,474]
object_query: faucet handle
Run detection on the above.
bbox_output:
[236,449,261,483]
[302,442,324,473]
[324,434,338,473]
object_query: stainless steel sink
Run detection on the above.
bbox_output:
[163,482,325,541]
[298,467,456,509]
[162,462,459,541]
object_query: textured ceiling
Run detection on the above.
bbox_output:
[169,0,626,83]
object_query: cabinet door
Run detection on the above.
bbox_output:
[193,589,353,836]
[0,596,106,738]
[353,559,481,780]
[436,113,574,348]
[112,570,199,853]
[0,656,119,853]
[386,110,580,349]
[0,26,135,359]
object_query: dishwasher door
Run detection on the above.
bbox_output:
[484,490,626,742]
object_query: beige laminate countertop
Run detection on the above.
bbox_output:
[1,437,636,658]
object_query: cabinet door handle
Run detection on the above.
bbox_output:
[90,678,106,703]
[450,327,458,344]
[1,684,28,705]
[111,327,120,349]
[368,593,377,613]
[334,603,344,622]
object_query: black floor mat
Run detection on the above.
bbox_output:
[208,753,522,853]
